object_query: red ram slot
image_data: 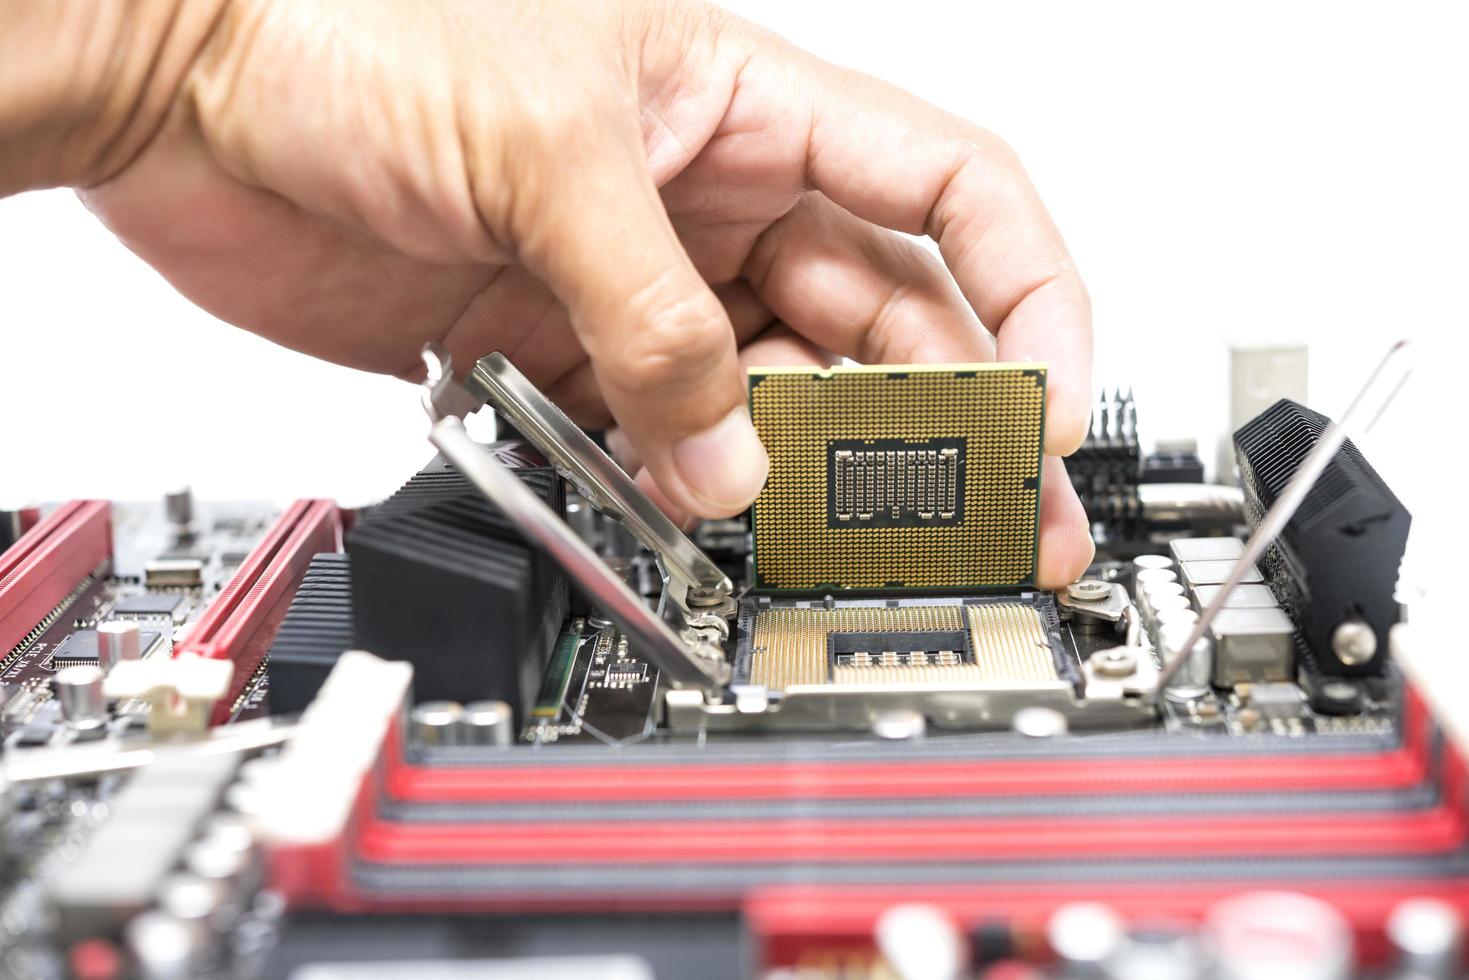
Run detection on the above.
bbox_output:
[268,691,1468,917]
[353,801,1465,865]
[352,692,1459,868]
[381,686,1433,803]
[176,499,340,724]
[0,500,111,657]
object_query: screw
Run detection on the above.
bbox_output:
[1091,647,1137,677]
[686,587,725,608]
[873,709,926,741]
[1013,707,1069,738]
[1331,620,1377,665]
[1067,580,1109,603]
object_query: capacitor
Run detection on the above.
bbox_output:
[1161,624,1213,702]
[1137,582,1184,628]
[462,700,514,747]
[1012,706,1068,739]
[1386,897,1462,979]
[1204,891,1351,980]
[96,621,142,671]
[1150,593,1192,616]
[1149,593,1193,635]
[1048,901,1126,970]
[875,903,967,980]
[1130,554,1173,592]
[124,910,203,980]
[185,837,250,888]
[196,813,262,894]
[409,700,465,746]
[873,709,927,741]
[1135,568,1179,591]
[1135,569,1180,619]
[164,487,194,532]
[182,834,256,924]
[53,665,107,730]
[1155,607,1200,633]
[1143,581,1187,606]
[156,872,227,936]
[1102,927,1204,980]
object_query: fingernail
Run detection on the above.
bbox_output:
[671,407,769,517]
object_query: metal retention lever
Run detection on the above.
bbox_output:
[418,345,731,694]
[463,351,733,616]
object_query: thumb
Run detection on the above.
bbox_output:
[520,133,768,519]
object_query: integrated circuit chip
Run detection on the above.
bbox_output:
[112,594,185,619]
[49,629,162,668]
[748,363,1046,592]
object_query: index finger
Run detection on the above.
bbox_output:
[745,44,1092,455]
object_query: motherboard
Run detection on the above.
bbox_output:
[0,347,1458,980]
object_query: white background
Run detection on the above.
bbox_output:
[1,2,1464,613]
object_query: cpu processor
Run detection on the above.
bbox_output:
[748,363,1047,593]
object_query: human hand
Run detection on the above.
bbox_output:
[13,0,1094,585]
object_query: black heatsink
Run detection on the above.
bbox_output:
[1233,399,1409,675]
[266,553,354,715]
[347,447,568,719]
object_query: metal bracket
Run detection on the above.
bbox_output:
[419,345,730,693]
[463,351,733,622]
[1057,580,1128,625]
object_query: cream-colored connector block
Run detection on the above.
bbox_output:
[103,654,233,734]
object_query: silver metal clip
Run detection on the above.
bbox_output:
[418,345,731,694]
[463,352,734,619]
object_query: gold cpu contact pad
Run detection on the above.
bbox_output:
[748,363,1047,593]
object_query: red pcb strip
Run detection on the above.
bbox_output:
[0,500,111,656]
[176,499,340,724]
[354,747,1465,865]
[354,687,1461,868]
[383,685,1435,803]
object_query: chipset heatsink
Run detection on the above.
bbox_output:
[748,363,1046,593]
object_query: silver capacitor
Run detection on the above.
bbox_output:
[409,701,465,746]
[1205,891,1351,980]
[1135,568,1179,592]
[1130,553,1173,593]
[1148,593,1193,636]
[1387,898,1462,979]
[164,487,195,533]
[875,903,967,980]
[462,700,514,747]
[1156,607,1201,633]
[96,620,142,671]
[197,812,263,895]
[1048,901,1126,970]
[53,665,107,729]
[1135,568,1180,620]
[125,910,205,980]
[157,872,228,936]
[1144,581,1187,609]
[1161,623,1213,702]
[1149,593,1192,616]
